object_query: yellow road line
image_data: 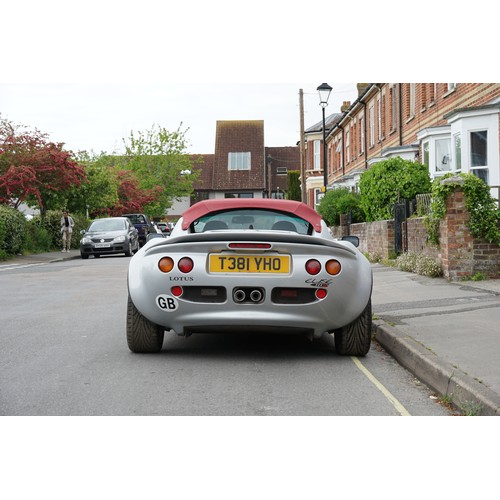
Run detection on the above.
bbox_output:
[351,356,411,416]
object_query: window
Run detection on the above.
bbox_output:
[228,152,251,170]
[276,167,287,175]
[360,115,365,154]
[435,138,451,172]
[454,134,461,172]
[391,85,397,131]
[377,94,382,140]
[423,142,429,167]
[346,129,350,163]
[470,130,488,183]
[335,139,343,171]
[409,83,416,118]
[224,192,254,198]
[369,104,375,147]
[313,140,320,170]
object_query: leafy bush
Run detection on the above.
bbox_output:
[425,173,500,245]
[23,222,52,253]
[317,188,364,226]
[0,205,28,258]
[359,158,432,222]
[31,210,89,249]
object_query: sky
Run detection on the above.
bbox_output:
[3,2,496,160]
[0,82,359,155]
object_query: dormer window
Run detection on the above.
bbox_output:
[228,152,251,170]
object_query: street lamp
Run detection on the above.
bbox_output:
[317,82,332,192]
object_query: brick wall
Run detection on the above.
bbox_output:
[331,188,499,280]
[332,219,394,259]
[439,189,499,280]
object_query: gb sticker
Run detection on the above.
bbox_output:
[156,294,179,312]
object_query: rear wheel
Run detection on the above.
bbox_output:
[126,294,164,353]
[334,299,372,356]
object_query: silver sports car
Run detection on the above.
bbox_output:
[127,199,373,355]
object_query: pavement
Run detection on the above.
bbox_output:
[2,251,500,415]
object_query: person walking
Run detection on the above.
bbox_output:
[60,210,75,252]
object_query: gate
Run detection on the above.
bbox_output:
[394,200,409,254]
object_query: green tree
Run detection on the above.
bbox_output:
[120,123,199,218]
[317,188,364,226]
[286,170,301,201]
[359,157,431,221]
[66,152,119,216]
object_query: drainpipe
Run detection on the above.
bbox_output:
[361,100,368,169]
[340,126,345,176]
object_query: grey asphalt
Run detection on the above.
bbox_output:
[2,251,500,415]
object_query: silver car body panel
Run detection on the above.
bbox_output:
[128,215,372,338]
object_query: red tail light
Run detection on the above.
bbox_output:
[228,243,272,249]
[171,286,183,297]
[305,259,321,275]
[178,257,194,273]
[315,289,327,300]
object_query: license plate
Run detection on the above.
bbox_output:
[209,254,290,273]
[94,243,111,248]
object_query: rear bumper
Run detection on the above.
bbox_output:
[80,242,129,255]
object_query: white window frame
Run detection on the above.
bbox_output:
[228,152,251,171]
[416,126,451,179]
[453,133,462,172]
[346,129,350,163]
[435,138,451,172]
[469,129,488,183]
[313,140,321,170]
[409,83,416,118]
[447,106,499,194]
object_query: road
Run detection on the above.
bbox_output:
[0,256,454,416]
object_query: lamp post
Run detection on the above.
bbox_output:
[317,82,332,192]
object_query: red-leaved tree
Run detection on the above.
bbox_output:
[93,169,162,217]
[0,117,86,210]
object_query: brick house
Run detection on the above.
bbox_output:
[305,83,500,209]
[302,112,343,207]
[191,120,300,202]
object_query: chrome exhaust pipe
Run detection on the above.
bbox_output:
[233,289,246,303]
[250,289,263,303]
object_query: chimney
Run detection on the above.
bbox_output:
[357,83,369,97]
[341,101,351,113]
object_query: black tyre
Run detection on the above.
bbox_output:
[126,294,164,353]
[81,253,89,259]
[124,241,133,257]
[334,299,372,356]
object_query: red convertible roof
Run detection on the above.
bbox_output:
[181,199,323,232]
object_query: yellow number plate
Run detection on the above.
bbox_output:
[209,254,290,273]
